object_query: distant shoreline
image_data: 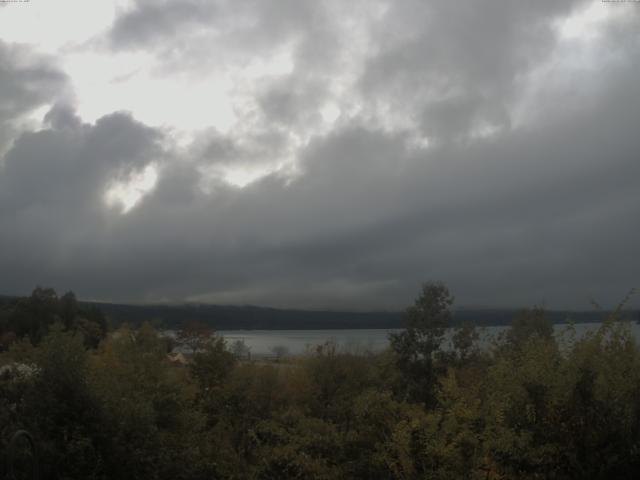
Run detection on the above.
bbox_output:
[2,294,636,330]
[89,301,639,330]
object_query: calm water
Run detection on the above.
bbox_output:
[219,329,401,356]
[218,322,640,357]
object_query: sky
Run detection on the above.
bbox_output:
[0,0,639,311]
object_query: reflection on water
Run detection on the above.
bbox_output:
[219,329,401,357]
[217,322,640,357]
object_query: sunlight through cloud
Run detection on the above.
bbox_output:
[105,163,158,213]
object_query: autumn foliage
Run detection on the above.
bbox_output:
[1,285,640,479]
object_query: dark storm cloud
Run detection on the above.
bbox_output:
[0,109,167,296]
[0,109,162,211]
[1,1,639,310]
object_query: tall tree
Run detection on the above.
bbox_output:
[389,281,453,406]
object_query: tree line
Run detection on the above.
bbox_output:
[1,284,639,479]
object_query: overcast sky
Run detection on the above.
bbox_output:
[0,0,639,310]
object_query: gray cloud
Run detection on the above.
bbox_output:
[0,41,69,155]
[109,0,218,49]
[0,109,167,295]
[359,1,591,141]
[1,1,639,310]
[107,0,327,74]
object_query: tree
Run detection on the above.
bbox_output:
[190,336,236,394]
[90,323,213,479]
[389,281,454,406]
[504,306,553,350]
[2,288,108,349]
[7,287,59,344]
[78,305,108,348]
[59,291,78,330]
[452,321,480,363]
[23,325,104,479]
[177,321,212,355]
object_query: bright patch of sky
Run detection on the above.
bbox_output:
[512,1,632,129]
[105,163,158,213]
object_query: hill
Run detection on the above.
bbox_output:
[2,293,636,330]
[86,301,636,330]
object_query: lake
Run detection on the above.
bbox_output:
[218,321,640,357]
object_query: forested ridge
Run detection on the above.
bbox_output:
[92,302,627,330]
[1,291,627,331]
[1,284,640,479]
